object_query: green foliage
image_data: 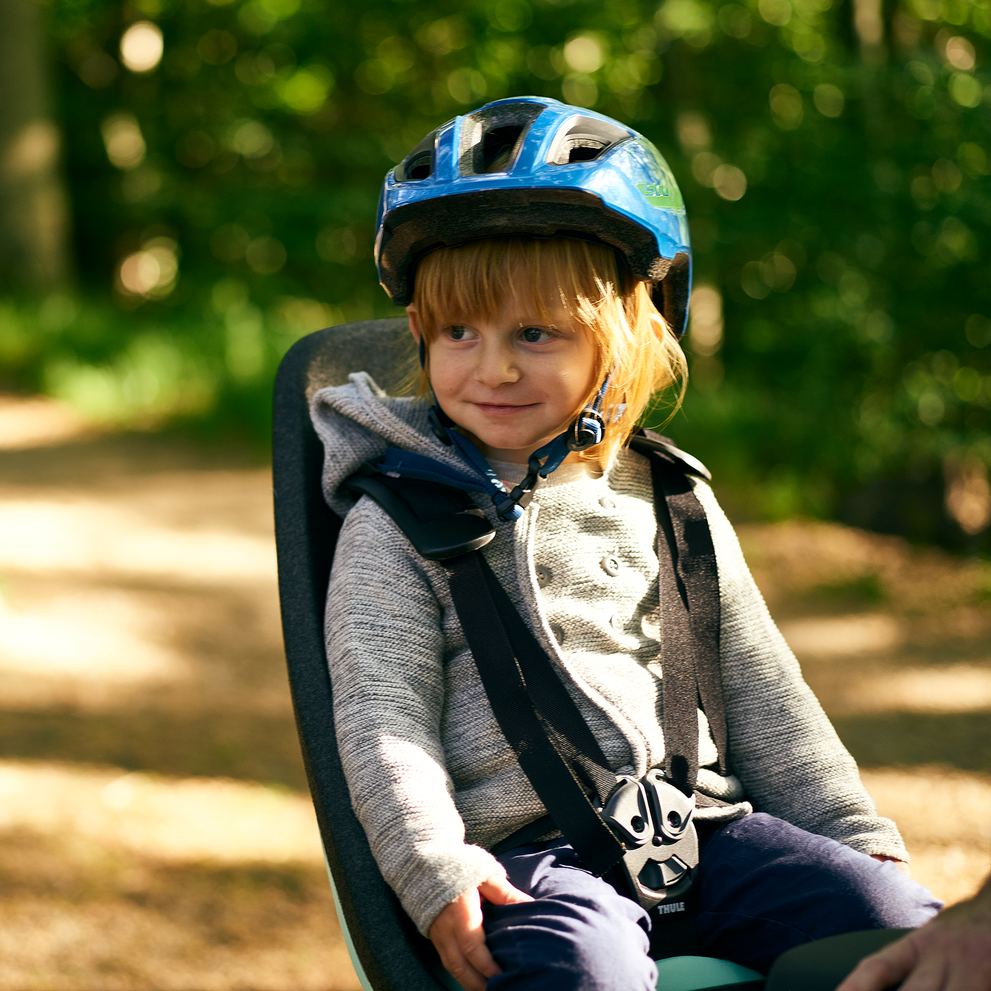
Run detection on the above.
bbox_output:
[806,572,889,608]
[7,0,991,539]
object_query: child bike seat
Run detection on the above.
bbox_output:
[271,320,886,991]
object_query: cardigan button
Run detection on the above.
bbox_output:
[535,565,553,586]
[611,611,632,633]
[550,623,565,645]
[599,496,616,510]
[600,554,621,577]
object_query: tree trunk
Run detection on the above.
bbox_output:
[0,0,71,293]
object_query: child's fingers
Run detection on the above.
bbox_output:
[435,941,488,991]
[428,886,503,991]
[454,884,503,981]
[869,854,912,876]
[478,874,534,905]
[432,923,490,991]
[457,921,502,983]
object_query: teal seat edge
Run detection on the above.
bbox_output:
[655,954,764,991]
[324,855,376,991]
[436,953,763,991]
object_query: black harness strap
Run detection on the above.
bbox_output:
[444,551,626,878]
[633,433,728,778]
[473,552,620,806]
[346,470,495,561]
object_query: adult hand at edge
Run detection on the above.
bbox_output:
[428,875,534,991]
[835,874,991,991]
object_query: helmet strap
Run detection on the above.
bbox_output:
[424,372,613,522]
[428,403,454,446]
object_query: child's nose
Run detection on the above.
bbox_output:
[475,342,520,386]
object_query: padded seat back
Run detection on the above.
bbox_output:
[272,321,770,991]
[273,319,449,991]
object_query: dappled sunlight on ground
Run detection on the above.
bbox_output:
[828,663,991,714]
[0,761,325,865]
[0,395,95,451]
[0,487,276,583]
[738,518,991,776]
[0,420,357,990]
[0,763,349,990]
[779,612,904,656]
[0,401,988,989]
[0,815,355,991]
[0,589,192,705]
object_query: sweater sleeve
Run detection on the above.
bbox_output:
[326,496,506,935]
[695,482,909,862]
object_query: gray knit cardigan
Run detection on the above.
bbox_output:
[312,373,907,937]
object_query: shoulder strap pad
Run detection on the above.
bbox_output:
[628,430,711,482]
[344,468,495,561]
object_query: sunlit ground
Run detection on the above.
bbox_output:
[0,394,988,990]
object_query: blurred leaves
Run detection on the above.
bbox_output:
[0,0,987,542]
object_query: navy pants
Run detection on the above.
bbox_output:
[481,813,941,990]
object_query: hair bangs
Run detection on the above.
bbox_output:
[413,237,618,339]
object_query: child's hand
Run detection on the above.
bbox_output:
[869,853,912,875]
[428,874,534,991]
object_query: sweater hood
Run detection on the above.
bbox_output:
[310,372,479,518]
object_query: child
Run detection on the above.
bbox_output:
[311,98,939,991]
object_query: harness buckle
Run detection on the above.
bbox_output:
[601,770,699,911]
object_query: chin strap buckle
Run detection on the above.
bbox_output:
[566,375,611,452]
[568,408,605,451]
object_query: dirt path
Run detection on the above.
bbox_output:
[0,398,988,990]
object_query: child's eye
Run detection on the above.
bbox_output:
[446,325,471,340]
[520,326,550,343]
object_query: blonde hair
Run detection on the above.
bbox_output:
[411,236,687,466]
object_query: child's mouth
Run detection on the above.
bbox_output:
[473,402,537,416]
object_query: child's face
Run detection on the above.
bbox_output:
[408,291,597,464]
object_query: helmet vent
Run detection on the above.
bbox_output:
[459,101,544,176]
[395,130,437,183]
[547,117,632,166]
[482,125,524,173]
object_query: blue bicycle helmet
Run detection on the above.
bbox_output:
[375,96,692,337]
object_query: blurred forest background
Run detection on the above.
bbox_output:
[0,0,988,540]
[0,2,989,987]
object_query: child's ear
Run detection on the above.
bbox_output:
[406,304,421,345]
